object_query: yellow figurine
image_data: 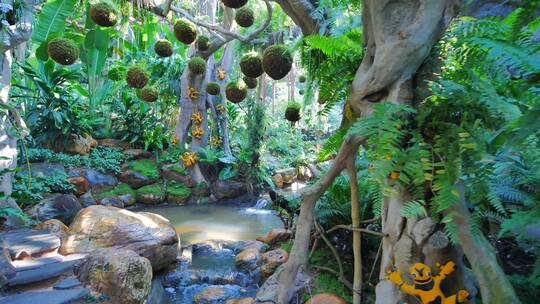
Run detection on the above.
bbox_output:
[386,261,469,304]
[191,112,203,125]
[217,68,226,81]
[192,126,204,139]
[216,104,226,114]
[188,87,200,100]
[180,152,197,168]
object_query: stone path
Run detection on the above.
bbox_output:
[0,229,89,304]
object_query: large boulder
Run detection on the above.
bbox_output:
[120,160,160,189]
[161,163,195,187]
[67,176,90,196]
[235,247,261,272]
[33,219,69,240]
[213,180,246,199]
[60,206,179,271]
[304,293,348,304]
[0,239,15,288]
[74,248,152,304]
[256,229,292,246]
[63,134,98,155]
[259,248,288,278]
[68,168,118,192]
[136,184,165,204]
[29,194,82,225]
[166,181,191,204]
[195,286,227,303]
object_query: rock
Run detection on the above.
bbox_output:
[256,229,292,246]
[239,240,267,253]
[98,138,129,149]
[304,293,348,304]
[74,248,152,304]
[235,247,261,272]
[99,197,125,208]
[225,298,254,304]
[1,229,60,260]
[194,286,227,303]
[0,203,27,231]
[60,206,179,271]
[166,182,191,204]
[120,160,160,189]
[94,183,136,206]
[33,219,69,240]
[53,277,81,290]
[19,162,65,177]
[78,191,96,207]
[136,184,165,204]
[67,176,90,196]
[64,134,97,155]
[275,168,296,184]
[68,168,118,192]
[192,182,211,197]
[125,149,152,160]
[0,239,15,288]
[259,249,288,277]
[213,180,246,199]
[272,174,284,188]
[29,194,82,225]
[161,164,195,187]
[297,166,313,181]
[8,258,81,286]
[0,288,90,304]
[147,277,174,304]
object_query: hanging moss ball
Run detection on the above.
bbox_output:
[126,66,149,89]
[299,89,305,95]
[285,102,301,122]
[206,82,221,95]
[141,86,159,102]
[262,44,293,80]
[243,76,257,89]
[221,0,248,9]
[174,19,197,44]
[154,39,173,57]
[89,2,118,27]
[188,56,207,75]
[298,75,307,83]
[235,7,254,27]
[196,35,210,52]
[225,80,248,103]
[47,38,79,65]
[240,52,263,78]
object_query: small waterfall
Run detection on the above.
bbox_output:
[254,198,269,209]
[241,198,272,215]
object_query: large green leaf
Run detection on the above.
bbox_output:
[32,0,78,44]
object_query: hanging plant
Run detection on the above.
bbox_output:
[141,86,158,102]
[154,39,173,57]
[240,51,263,78]
[192,126,204,139]
[188,56,207,75]
[126,66,149,88]
[225,80,248,103]
[89,2,118,27]
[188,87,200,100]
[47,38,79,65]
[217,68,227,81]
[298,75,307,83]
[235,7,254,27]
[243,76,257,89]
[181,152,197,168]
[216,104,227,114]
[299,89,305,95]
[174,19,197,44]
[262,44,293,80]
[191,112,203,125]
[197,35,210,51]
[221,0,248,9]
[206,82,221,95]
[285,101,301,123]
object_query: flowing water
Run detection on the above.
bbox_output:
[143,201,282,303]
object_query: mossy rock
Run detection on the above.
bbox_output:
[235,7,254,27]
[243,76,257,89]
[136,183,165,204]
[166,181,192,204]
[197,35,210,52]
[225,81,248,104]
[262,44,293,80]
[206,82,221,95]
[94,183,136,206]
[126,66,149,89]
[47,38,79,65]
[188,56,207,75]
[141,86,158,102]
[285,102,301,122]
[221,0,248,9]
[240,52,263,78]
[90,2,118,27]
[154,39,173,57]
[174,19,197,44]
[298,75,307,83]
[125,159,160,179]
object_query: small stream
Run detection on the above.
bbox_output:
[143,200,283,303]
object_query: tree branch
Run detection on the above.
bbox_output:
[327,224,387,237]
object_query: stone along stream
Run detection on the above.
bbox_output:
[142,202,283,303]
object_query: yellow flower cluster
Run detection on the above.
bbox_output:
[217,68,226,81]
[170,134,178,146]
[180,152,197,168]
[209,135,222,147]
[216,104,226,114]
[191,112,203,125]
[192,126,204,139]
[188,87,199,100]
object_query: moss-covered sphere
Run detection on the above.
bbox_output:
[243,76,257,89]
[154,39,173,57]
[221,0,248,9]
[206,82,221,95]
[47,38,79,65]
[89,2,118,27]
[225,81,248,103]
[141,86,159,102]
[235,7,254,27]
[240,52,263,78]
[174,19,197,44]
[285,102,301,122]
[188,56,207,75]
[299,89,305,95]
[262,44,293,80]
[126,66,149,89]
[197,35,210,51]
[298,75,307,83]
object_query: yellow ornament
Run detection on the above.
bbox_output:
[344,102,354,120]
[188,87,200,100]
[180,152,197,168]
[170,134,178,146]
[191,112,203,125]
[192,126,204,139]
[216,104,226,114]
[209,135,222,147]
[217,68,226,81]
